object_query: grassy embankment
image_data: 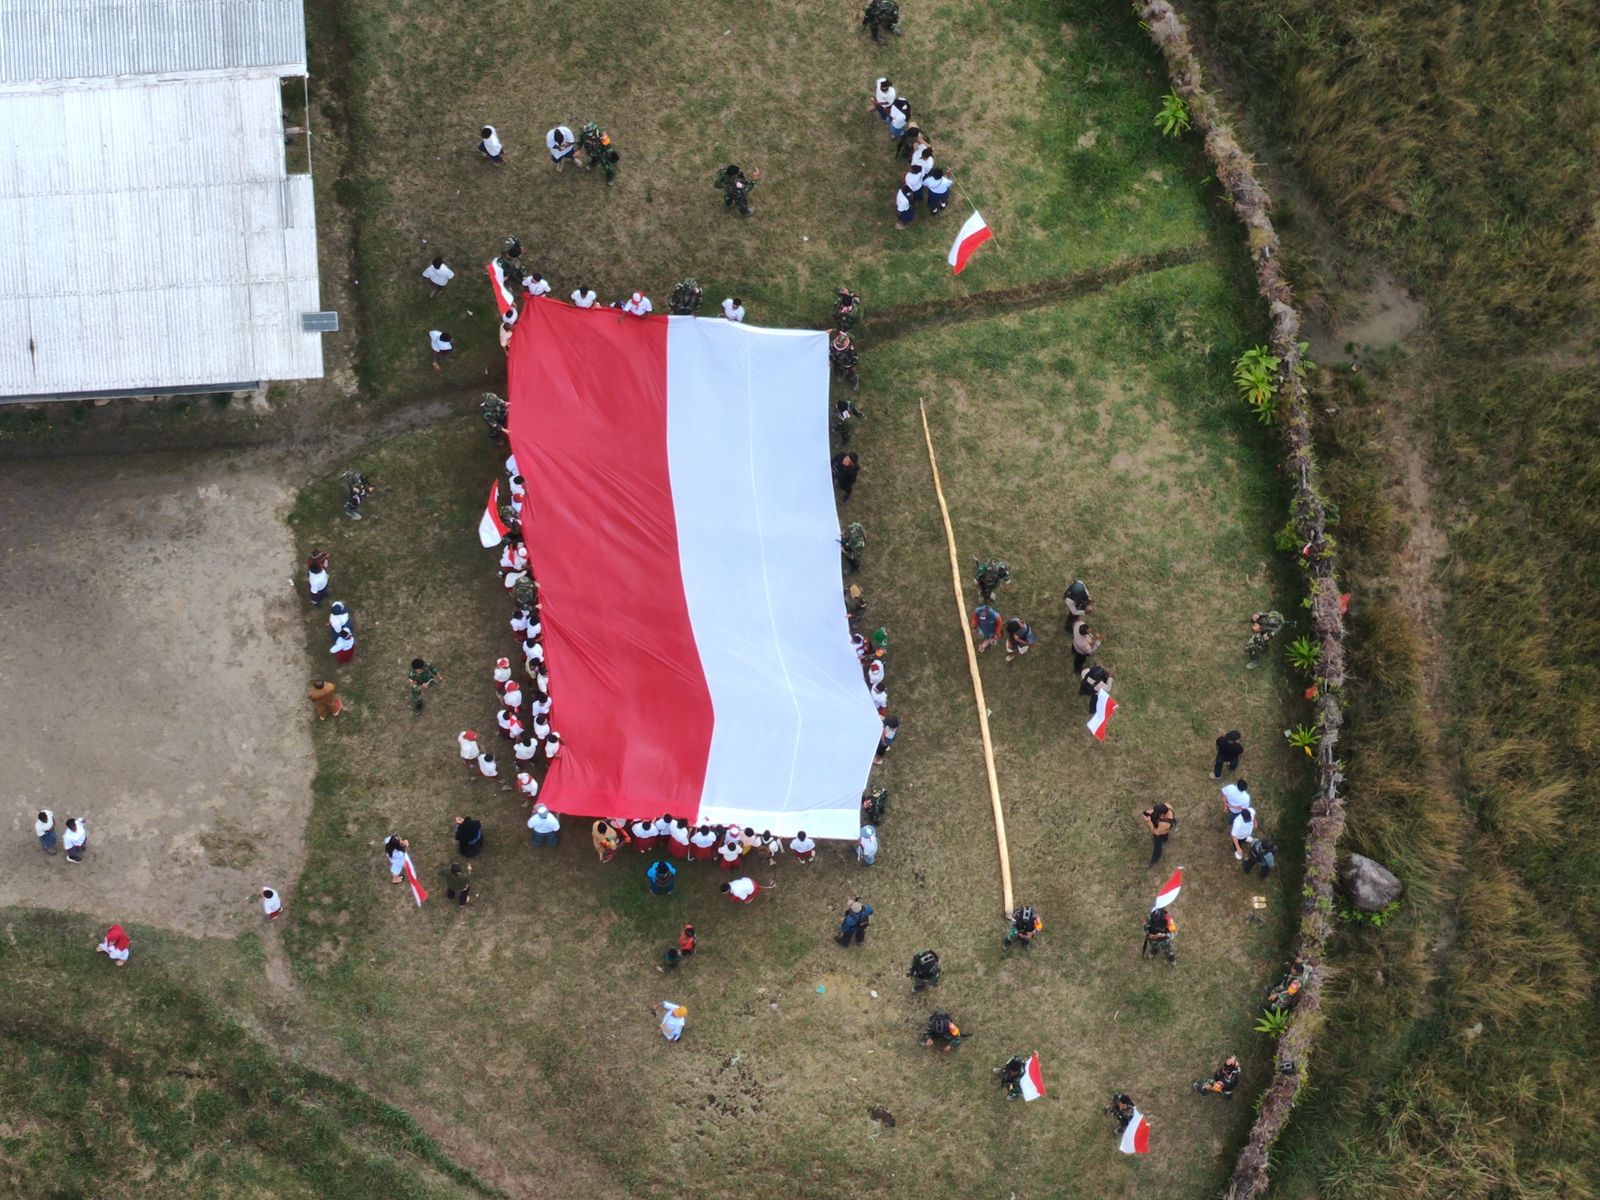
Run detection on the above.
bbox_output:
[1198,2,1600,1194]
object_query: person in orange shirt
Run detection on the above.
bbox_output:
[307,678,342,720]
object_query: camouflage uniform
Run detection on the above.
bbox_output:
[829,334,860,389]
[407,660,441,714]
[480,392,509,442]
[832,288,862,333]
[342,470,373,520]
[832,396,863,446]
[973,559,1012,602]
[512,575,539,612]
[1245,610,1285,666]
[714,165,758,216]
[579,122,617,183]
[669,278,704,316]
[840,522,866,574]
[861,0,901,43]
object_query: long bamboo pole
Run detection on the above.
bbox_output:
[918,399,1014,913]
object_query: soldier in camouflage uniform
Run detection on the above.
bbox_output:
[832,287,863,333]
[973,558,1012,603]
[832,396,863,446]
[579,122,618,183]
[840,522,866,575]
[480,392,509,443]
[714,164,760,216]
[669,278,704,316]
[342,470,374,520]
[513,575,539,613]
[861,0,901,43]
[829,331,860,389]
[407,658,442,715]
[1245,610,1285,668]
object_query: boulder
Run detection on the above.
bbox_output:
[1341,853,1403,912]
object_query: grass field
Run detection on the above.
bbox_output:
[0,2,1319,1197]
[272,258,1305,1199]
[1193,1,1600,1194]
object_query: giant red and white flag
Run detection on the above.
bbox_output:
[1153,867,1182,910]
[505,299,882,838]
[1119,1109,1151,1155]
[478,478,509,548]
[1019,1052,1046,1102]
[947,210,993,275]
[1087,690,1117,740]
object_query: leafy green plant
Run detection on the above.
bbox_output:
[1284,724,1318,756]
[1254,1007,1291,1037]
[1155,91,1190,138]
[1337,898,1403,928]
[1287,635,1320,672]
[1233,345,1281,423]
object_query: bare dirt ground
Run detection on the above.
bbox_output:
[0,452,314,938]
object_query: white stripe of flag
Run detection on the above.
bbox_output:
[478,478,509,548]
[947,210,993,275]
[1119,1109,1151,1154]
[1086,690,1117,740]
[1019,1052,1046,1102]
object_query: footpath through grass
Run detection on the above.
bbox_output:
[281,262,1304,1199]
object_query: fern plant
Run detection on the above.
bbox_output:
[1255,1007,1291,1037]
[1287,635,1320,672]
[1155,91,1191,138]
[1233,345,1281,423]
[1284,724,1318,756]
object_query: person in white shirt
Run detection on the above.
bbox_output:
[1221,780,1252,827]
[895,184,916,229]
[659,1000,687,1041]
[35,809,57,854]
[429,329,453,370]
[867,658,886,687]
[496,707,522,740]
[516,771,540,801]
[458,730,480,769]
[630,818,659,852]
[513,735,539,765]
[328,601,351,635]
[888,96,911,139]
[63,816,88,863]
[476,751,500,782]
[501,677,523,710]
[531,712,553,742]
[789,830,816,864]
[509,609,532,639]
[543,731,562,761]
[522,273,552,300]
[665,819,692,859]
[924,167,953,216]
[529,690,553,718]
[499,315,517,351]
[261,887,283,920]
[721,877,768,904]
[1230,808,1256,860]
[689,825,720,861]
[533,668,550,693]
[571,284,598,308]
[901,166,925,196]
[870,77,896,121]
[493,656,513,684]
[524,643,546,678]
[478,124,505,164]
[546,125,575,169]
[620,292,653,318]
[422,256,454,298]
[761,830,783,865]
[857,824,879,866]
[870,680,888,715]
[529,804,561,846]
[721,297,745,323]
[717,840,744,870]
[306,549,329,608]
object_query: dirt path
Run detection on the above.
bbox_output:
[0,453,315,938]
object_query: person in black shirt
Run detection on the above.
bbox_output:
[1211,729,1243,780]
[1194,1055,1241,1099]
[453,815,484,858]
[832,451,861,501]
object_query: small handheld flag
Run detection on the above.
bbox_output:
[1086,690,1117,740]
[1153,868,1182,910]
[1019,1052,1046,1102]
[487,260,516,316]
[401,853,428,908]
[1119,1109,1151,1155]
[478,479,509,548]
[948,211,993,275]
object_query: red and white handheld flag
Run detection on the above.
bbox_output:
[1119,1109,1151,1155]
[947,210,993,275]
[401,853,428,907]
[1153,868,1182,910]
[478,478,509,548]
[1019,1052,1046,1102]
[487,260,516,316]
[1086,690,1117,740]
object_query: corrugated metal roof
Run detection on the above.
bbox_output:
[0,72,323,396]
[0,0,306,85]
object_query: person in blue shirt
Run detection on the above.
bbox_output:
[835,898,874,946]
[647,860,677,896]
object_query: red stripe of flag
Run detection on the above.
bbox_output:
[402,853,428,907]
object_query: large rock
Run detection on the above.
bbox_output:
[1341,854,1403,912]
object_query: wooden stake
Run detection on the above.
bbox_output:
[919,399,1014,914]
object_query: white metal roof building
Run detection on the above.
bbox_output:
[0,0,325,400]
